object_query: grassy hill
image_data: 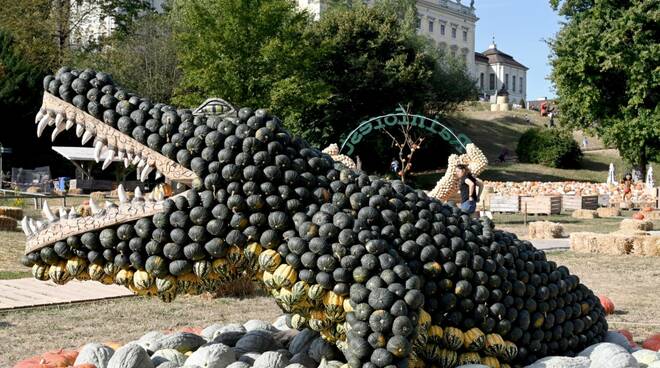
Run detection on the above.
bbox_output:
[412,104,659,189]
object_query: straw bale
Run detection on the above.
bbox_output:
[0,206,23,220]
[571,209,599,219]
[528,221,564,239]
[620,219,653,232]
[596,207,621,218]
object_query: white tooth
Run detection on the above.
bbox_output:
[68,208,77,219]
[126,151,134,161]
[51,122,65,141]
[102,148,115,170]
[117,184,129,203]
[36,220,46,230]
[117,150,125,159]
[153,189,164,201]
[140,165,153,182]
[89,197,102,215]
[132,155,141,165]
[94,141,105,163]
[42,201,56,222]
[55,113,65,126]
[123,157,130,168]
[155,170,162,179]
[76,124,84,137]
[37,116,50,137]
[35,109,45,124]
[82,130,94,145]
[135,166,142,180]
[21,217,32,236]
[105,200,117,208]
[134,186,144,199]
[58,208,67,219]
[28,218,37,233]
[65,119,75,130]
[137,159,146,169]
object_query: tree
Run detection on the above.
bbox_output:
[549,0,660,173]
[273,2,476,146]
[171,0,313,108]
[73,13,181,103]
[0,32,45,109]
[0,0,152,68]
[383,122,426,183]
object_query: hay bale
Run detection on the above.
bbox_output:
[642,211,660,220]
[90,191,105,203]
[0,216,17,231]
[596,207,621,218]
[571,209,599,219]
[68,188,83,195]
[570,232,632,255]
[0,206,23,220]
[25,186,41,193]
[528,221,564,239]
[630,235,660,256]
[620,219,653,232]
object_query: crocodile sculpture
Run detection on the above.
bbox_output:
[20,67,608,368]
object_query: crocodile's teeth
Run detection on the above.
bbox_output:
[36,115,50,137]
[28,218,38,233]
[105,200,117,209]
[117,150,125,160]
[135,166,142,180]
[55,112,65,126]
[65,119,75,130]
[123,157,130,168]
[76,124,85,137]
[140,165,153,182]
[21,217,32,236]
[132,155,142,166]
[134,186,144,199]
[94,141,105,163]
[35,108,46,124]
[36,220,47,230]
[102,148,115,170]
[155,170,162,180]
[68,208,77,219]
[89,197,102,215]
[42,201,57,223]
[116,184,128,204]
[51,121,65,141]
[82,130,94,145]
[58,207,67,220]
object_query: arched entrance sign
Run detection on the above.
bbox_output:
[340,107,472,156]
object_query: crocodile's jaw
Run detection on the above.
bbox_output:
[24,93,199,254]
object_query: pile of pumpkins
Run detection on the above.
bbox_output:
[23,67,609,367]
[14,317,660,368]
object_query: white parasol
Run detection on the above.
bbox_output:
[646,166,655,191]
[607,163,617,185]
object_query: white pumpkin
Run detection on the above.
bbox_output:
[201,323,225,340]
[252,351,289,368]
[185,343,237,368]
[633,349,660,366]
[524,356,591,368]
[107,343,154,368]
[578,342,639,368]
[74,343,114,368]
[151,348,187,366]
[137,331,166,353]
[649,361,660,368]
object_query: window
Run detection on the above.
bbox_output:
[428,20,434,33]
[415,17,421,29]
[520,78,524,93]
[463,30,468,41]
[480,73,484,90]
[512,76,516,92]
[489,74,496,90]
[452,28,457,38]
[505,74,509,90]
[440,24,445,35]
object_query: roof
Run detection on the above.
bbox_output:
[474,52,489,63]
[52,146,123,162]
[479,47,528,70]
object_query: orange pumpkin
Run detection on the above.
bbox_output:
[643,334,660,351]
[617,329,634,342]
[632,212,645,220]
[14,350,79,368]
[642,207,654,212]
[598,295,615,315]
[68,365,96,368]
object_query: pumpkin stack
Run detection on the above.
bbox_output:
[21,67,609,367]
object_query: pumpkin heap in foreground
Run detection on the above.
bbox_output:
[21,67,608,368]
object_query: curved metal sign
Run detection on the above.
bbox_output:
[340,107,472,156]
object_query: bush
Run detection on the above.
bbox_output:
[516,128,583,168]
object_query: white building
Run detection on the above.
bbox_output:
[475,40,528,104]
[299,0,528,103]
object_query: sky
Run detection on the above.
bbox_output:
[474,0,564,100]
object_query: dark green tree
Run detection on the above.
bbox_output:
[549,0,660,172]
[0,32,45,109]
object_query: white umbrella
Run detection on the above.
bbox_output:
[646,166,655,190]
[607,163,617,185]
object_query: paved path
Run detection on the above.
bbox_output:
[529,238,570,250]
[0,278,133,310]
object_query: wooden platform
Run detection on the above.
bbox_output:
[0,278,134,310]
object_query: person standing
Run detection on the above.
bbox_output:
[457,164,482,215]
[622,173,633,203]
[390,159,400,174]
